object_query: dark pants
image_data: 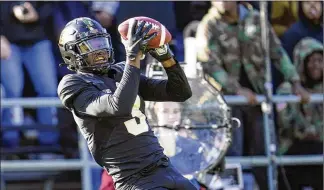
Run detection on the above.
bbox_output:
[278,140,323,190]
[231,106,270,190]
[116,158,198,190]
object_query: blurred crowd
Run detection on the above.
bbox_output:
[0,1,323,190]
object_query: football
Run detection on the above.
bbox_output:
[118,16,172,49]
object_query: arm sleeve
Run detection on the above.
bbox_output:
[268,24,300,83]
[58,64,140,117]
[196,16,241,94]
[139,62,192,102]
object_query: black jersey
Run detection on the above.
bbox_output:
[57,61,191,182]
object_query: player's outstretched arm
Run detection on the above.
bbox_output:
[139,45,192,102]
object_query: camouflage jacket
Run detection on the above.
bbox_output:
[276,38,323,154]
[196,4,300,94]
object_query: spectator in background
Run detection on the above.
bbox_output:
[268,1,299,37]
[281,1,323,59]
[244,1,299,37]
[196,1,309,189]
[1,35,11,145]
[1,19,22,149]
[276,37,323,190]
[92,1,124,63]
[0,2,59,147]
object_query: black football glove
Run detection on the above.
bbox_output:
[122,19,157,60]
[148,44,174,63]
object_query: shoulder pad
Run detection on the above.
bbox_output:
[57,74,89,109]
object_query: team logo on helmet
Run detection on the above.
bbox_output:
[82,18,95,31]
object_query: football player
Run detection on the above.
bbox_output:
[57,17,196,190]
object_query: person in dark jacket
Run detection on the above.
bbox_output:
[57,17,196,190]
[280,1,323,59]
[0,1,59,146]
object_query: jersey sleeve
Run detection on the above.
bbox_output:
[57,64,141,117]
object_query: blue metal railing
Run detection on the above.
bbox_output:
[1,95,323,190]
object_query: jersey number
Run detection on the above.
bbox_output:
[124,96,149,136]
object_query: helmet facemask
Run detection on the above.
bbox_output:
[65,33,115,73]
